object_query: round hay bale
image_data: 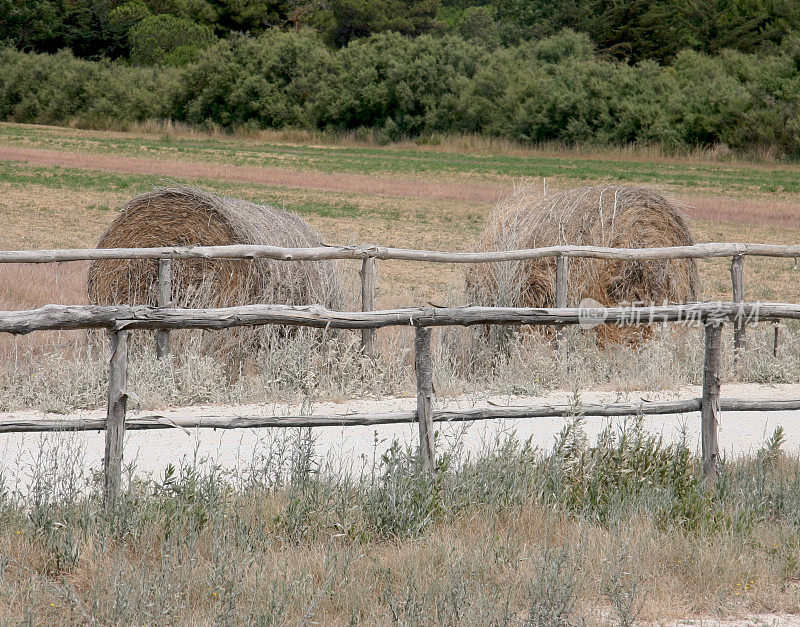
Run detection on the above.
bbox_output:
[466,185,700,341]
[87,187,343,351]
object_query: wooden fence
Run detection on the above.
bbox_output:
[1,242,800,509]
[3,240,796,356]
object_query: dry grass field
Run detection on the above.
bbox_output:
[2,123,800,625]
[1,122,799,413]
[2,122,800,309]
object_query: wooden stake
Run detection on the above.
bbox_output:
[156,258,172,359]
[360,257,377,357]
[104,329,129,511]
[730,255,745,361]
[555,255,569,345]
[701,322,722,483]
[773,323,780,357]
[414,326,435,474]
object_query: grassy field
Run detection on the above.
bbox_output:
[4,123,800,195]
[1,123,800,624]
[2,417,800,624]
[2,123,800,309]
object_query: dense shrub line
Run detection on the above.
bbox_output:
[3,29,800,156]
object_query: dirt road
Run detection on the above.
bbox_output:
[2,383,798,490]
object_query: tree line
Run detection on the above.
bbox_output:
[3,0,799,63]
[2,29,799,156]
[2,2,800,157]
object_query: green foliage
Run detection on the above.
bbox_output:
[483,0,800,62]
[3,0,800,68]
[129,13,216,65]
[541,415,713,529]
[0,47,182,126]
[180,28,336,127]
[456,6,501,49]
[0,0,63,52]
[294,0,440,46]
[356,442,444,538]
[216,0,289,32]
[108,0,151,31]
[2,24,800,157]
[329,32,485,136]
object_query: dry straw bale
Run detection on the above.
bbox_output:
[87,187,343,352]
[466,185,699,341]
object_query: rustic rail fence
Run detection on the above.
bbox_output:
[1,241,800,508]
[2,300,800,509]
[2,240,796,355]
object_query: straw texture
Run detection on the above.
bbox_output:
[88,187,342,351]
[466,185,699,341]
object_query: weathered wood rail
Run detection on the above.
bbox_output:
[0,240,790,355]
[2,302,799,334]
[4,398,799,433]
[2,240,800,506]
[2,241,800,263]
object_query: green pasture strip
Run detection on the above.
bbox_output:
[2,123,800,195]
[0,161,366,220]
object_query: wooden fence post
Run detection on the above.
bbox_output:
[156,258,172,359]
[555,255,569,345]
[104,329,129,511]
[730,255,745,362]
[360,256,377,357]
[701,322,722,484]
[414,326,435,474]
[773,323,780,357]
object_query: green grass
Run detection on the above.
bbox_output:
[3,123,800,195]
[0,161,367,220]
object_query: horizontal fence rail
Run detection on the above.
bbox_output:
[1,302,799,334]
[3,398,800,434]
[2,242,800,264]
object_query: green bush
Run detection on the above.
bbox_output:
[179,28,336,127]
[328,32,486,136]
[2,26,800,157]
[129,13,216,66]
[0,47,181,127]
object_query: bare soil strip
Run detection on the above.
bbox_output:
[3,146,799,227]
[0,146,508,203]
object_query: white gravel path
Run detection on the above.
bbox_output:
[2,383,799,489]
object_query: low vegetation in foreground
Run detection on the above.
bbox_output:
[1,418,799,623]
[1,321,799,413]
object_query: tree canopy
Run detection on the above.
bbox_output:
[3,0,800,62]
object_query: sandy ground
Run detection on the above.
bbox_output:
[650,616,800,626]
[1,383,799,491]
